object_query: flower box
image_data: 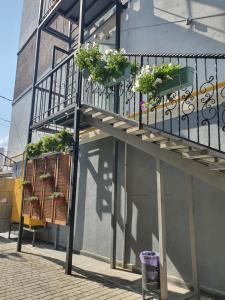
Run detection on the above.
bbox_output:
[104,66,131,87]
[158,66,194,96]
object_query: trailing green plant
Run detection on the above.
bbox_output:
[57,128,74,151]
[42,135,60,153]
[25,140,43,159]
[49,192,64,199]
[39,172,52,180]
[22,180,32,186]
[25,129,73,159]
[133,63,181,106]
[24,196,39,202]
[75,44,134,85]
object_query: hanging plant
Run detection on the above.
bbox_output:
[133,63,194,107]
[75,43,136,86]
[22,180,32,186]
[24,196,39,206]
[50,192,64,199]
[39,172,52,181]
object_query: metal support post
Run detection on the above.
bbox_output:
[187,175,200,299]
[156,158,168,300]
[65,0,86,275]
[17,0,43,253]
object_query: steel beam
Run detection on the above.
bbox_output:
[17,0,43,253]
[110,0,122,270]
[65,0,86,275]
[122,143,128,268]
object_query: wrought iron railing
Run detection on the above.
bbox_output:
[40,0,60,23]
[32,51,225,153]
[33,53,77,124]
[82,53,225,153]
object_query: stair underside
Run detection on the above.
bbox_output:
[80,105,225,173]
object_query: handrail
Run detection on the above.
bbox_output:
[35,52,75,87]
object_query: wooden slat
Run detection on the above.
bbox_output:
[102,116,118,124]
[209,161,225,170]
[127,127,146,135]
[113,121,131,129]
[92,112,107,119]
[182,149,211,159]
[142,132,167,142]
[160,140,187,150]
[83,107,94,115]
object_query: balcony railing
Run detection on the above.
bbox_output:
[33,53,77,125]
[82,53,225,153]
[32,52,225,153]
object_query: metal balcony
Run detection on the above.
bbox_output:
[32,52,225,153]
[40,0,115,27]
[32,52,77,129]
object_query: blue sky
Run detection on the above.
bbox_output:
[0,1,23,150]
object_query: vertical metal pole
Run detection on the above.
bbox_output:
[187,175,200,299]
[156,158,168,300]
[122,143,128,268]
[110,0,121,270]
[65,0,86,275]
[17,0,43,253]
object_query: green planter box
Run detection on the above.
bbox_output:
[104,66,131,87]
[158,66,194,96]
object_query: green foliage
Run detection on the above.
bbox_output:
[25,140,43,159]
[25,129,73,159]
[39,172,52,180]
[42,135,60,153]
[50,192,64,199]
[134,63,180,106]
[24,196,38,202]
[75,44,133,85]
[22,180,32,186]
[57,128,74,151]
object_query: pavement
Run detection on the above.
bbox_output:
[0,234,215,300]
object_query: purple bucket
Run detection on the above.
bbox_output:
[140,251,160,281]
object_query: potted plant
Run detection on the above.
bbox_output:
[22,180,32,186]
[24,196,39,207]
[39,172,52,181]
[75,43,135,87]
[50,192,65,205]
[133,63,194,107]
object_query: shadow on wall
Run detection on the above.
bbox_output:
[122,0,225,53]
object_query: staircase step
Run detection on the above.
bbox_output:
[92,112,107,119]
[113,121,131,130]
[142,132,167,142]
[160,140,187,150]
[102,116,118,124]
[209,161,225,170]
[127,127,146,135]
[83,107,95,115]
[182,149,211,159]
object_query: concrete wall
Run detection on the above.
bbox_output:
[121,0,225,54]
[48,137,224,295]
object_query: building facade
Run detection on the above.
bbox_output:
[8,0,225,298]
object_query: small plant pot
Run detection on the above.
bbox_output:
[104,66,131,87]
[158,66,194,96]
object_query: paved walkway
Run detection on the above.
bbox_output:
[0,235,215,300]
